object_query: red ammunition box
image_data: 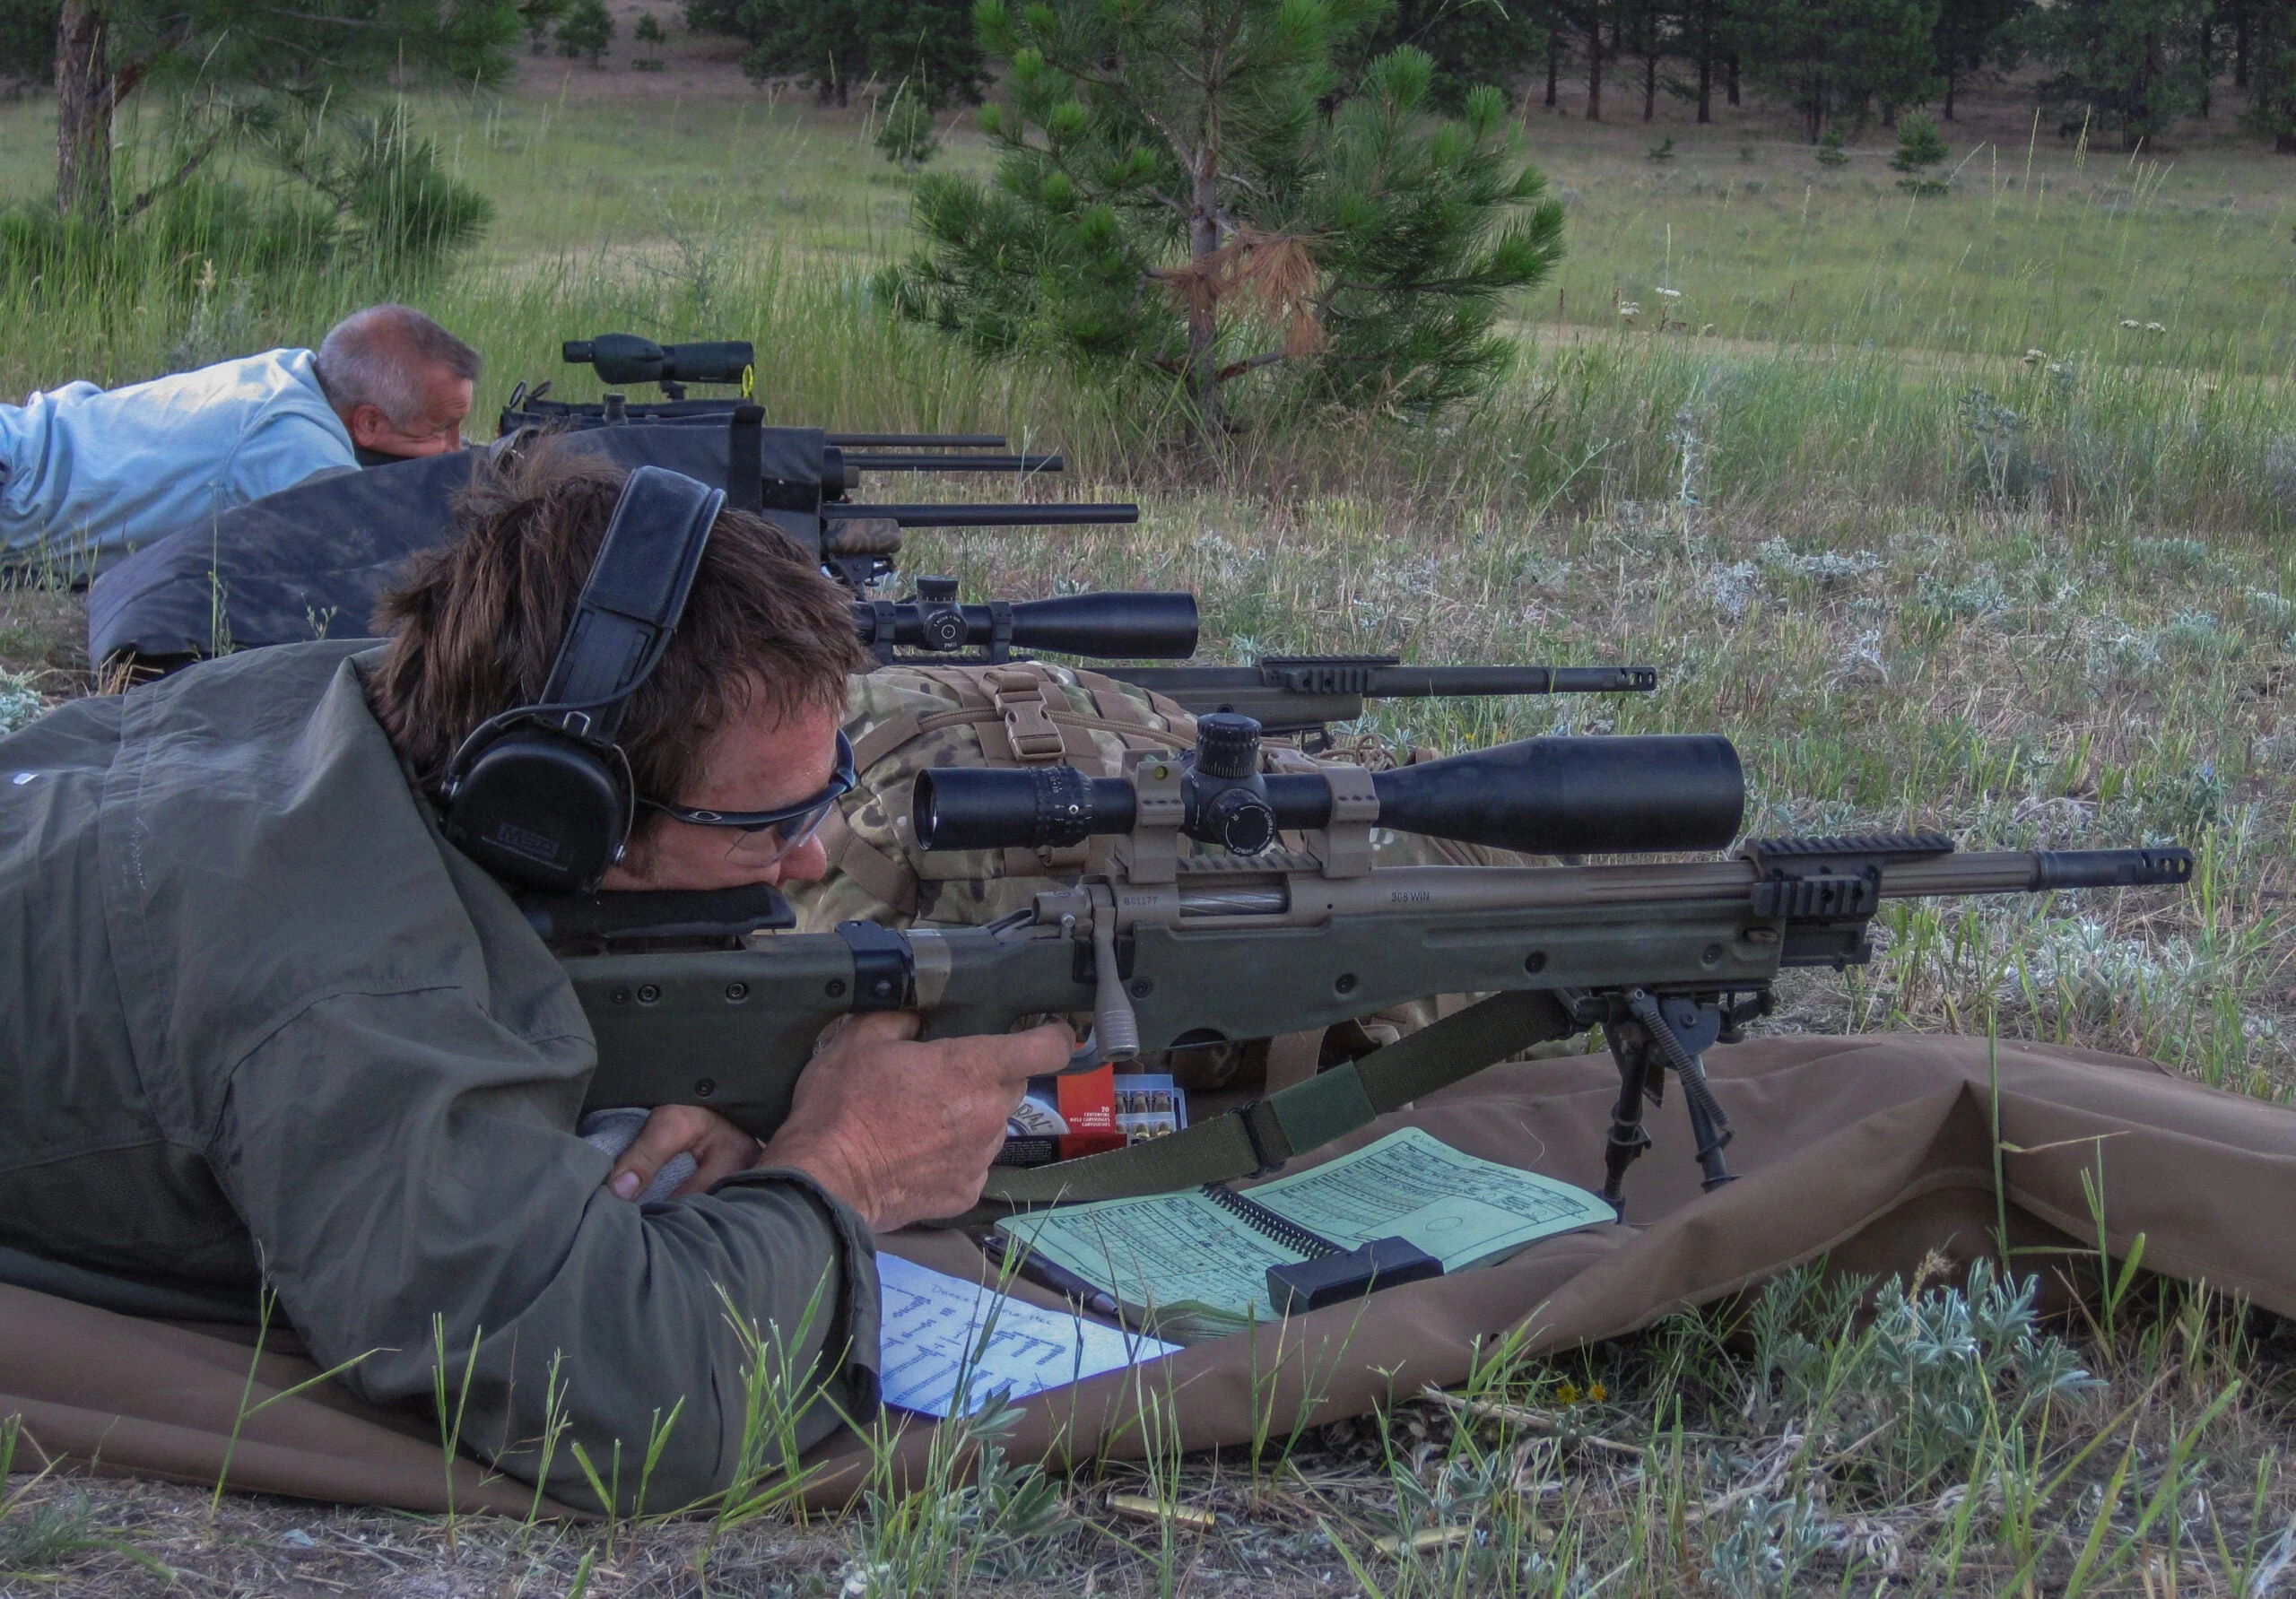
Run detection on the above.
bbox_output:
[1055,1066,1124,1160]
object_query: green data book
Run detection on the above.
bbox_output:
[993,1127,1614,1343]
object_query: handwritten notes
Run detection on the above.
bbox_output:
[875,1255,1180,1418]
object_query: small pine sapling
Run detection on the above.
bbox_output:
[1648,135,1676,161]
[1815,128,1849,166]
[876,84,941,169]
[1891,112,1950,194]
[632,12,667,69]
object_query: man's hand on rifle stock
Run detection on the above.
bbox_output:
[758,1012,1073,1231]
[608,1104,766,1200]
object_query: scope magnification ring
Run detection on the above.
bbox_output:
[1032,765,1094,848]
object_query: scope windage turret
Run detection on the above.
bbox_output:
[563,335,755,387]
[855,586,1199,660]
[915,717,1745,857]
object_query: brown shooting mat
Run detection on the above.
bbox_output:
[4,1032,2291,1513]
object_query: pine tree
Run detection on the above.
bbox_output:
[686,0,986,109]
[1931,0,2025,117]
[0,0,514,221]
[1890,110,1950,165]
[888,5,1563,445]
[1671,0,1732,122]
[2026,0,2206,148]
[556,0,614,65]
[1577,0,1607,117]
[520,0,569,56]
[632,11,668,67]
[2244,0,2296,148]
[1738,0,1938,140]
[1614,0,1671,118]
[875,81,941,168]
[1890,109,1952,189]
[1345,0,1549,111]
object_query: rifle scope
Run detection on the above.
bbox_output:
[916,714,1744,857]
[563,335,755,387]
[854,586,1199,660]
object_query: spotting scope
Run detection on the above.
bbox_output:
[562,335,755,389]
[855,582,1200,664]
[916,712,1745,858]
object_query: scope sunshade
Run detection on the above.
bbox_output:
[440,465,727,895]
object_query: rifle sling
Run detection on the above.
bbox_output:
[955,988,1575,1222]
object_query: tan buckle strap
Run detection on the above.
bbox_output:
[987,668,1069,763]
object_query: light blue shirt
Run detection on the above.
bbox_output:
[0,348,357,569]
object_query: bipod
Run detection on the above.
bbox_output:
[1587,987,1761,1219]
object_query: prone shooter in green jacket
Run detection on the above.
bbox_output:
[0,446,1071,1508]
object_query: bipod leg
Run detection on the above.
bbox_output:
[1623,988,1738,1194]
[1683,1084,1736,1192]
[1598,1029,1658,1220]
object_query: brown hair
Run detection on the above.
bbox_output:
[369,444,864,838]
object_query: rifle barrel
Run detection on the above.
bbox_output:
[829,502,1139,528]
[825,433,1010,448]
[838,452,1065,474]
[1119,661,1657,697]
[1877,847,2195,896]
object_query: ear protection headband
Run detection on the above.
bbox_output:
[439,465,727,895]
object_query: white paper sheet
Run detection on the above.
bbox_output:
[874,1255,1180,1418]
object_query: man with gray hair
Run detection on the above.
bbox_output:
[0,303,478,572]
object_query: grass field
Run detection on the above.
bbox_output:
[3,32,2295,1596]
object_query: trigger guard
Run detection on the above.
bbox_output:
[1062,1030,1107,1074]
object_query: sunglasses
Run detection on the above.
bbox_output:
[639,729,857,867]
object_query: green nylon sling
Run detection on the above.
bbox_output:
[956,988,1577,1224]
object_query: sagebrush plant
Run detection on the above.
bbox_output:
[0,667,40,733]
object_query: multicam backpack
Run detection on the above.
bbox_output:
[786,661,1527,1098]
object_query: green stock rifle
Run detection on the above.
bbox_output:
[552,715,2193,1222]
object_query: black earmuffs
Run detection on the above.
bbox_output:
[439,465,726,895]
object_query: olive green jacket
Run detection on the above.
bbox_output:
[0,641,879,1507]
